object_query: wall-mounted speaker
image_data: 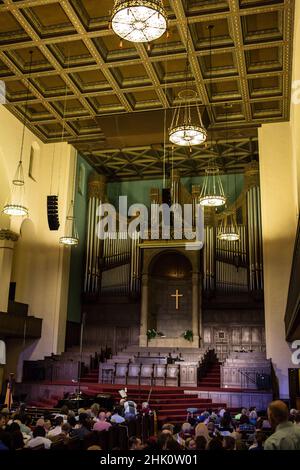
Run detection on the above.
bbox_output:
[162,188,171,207]
[47,195,60,231]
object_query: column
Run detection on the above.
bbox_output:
[258,122,298,398]
[192,272,200,347]
[139,273,149,347]
[0,230,18,313]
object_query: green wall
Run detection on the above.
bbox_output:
[67,154,93,323]
[107,174,244,209]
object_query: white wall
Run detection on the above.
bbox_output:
[0,105,76,366]
[257,1,300,398]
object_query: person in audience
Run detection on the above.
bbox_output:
[124,400,138,421]
[11,430,25,451]
[54,405,69,421]
[219,411,234,434]
[207,436,224,451]
[71,413,92,440]
[48,416,63,438]
[56,423,71,444]
[195,422,210,443]
[110,407,125,424]
[67,415,78,432]
[223,435,236,450]
[249,407,258,424]
[195,435,207,450]
[161,423,174,435]
[26,426,52,449]
[249,431,267,451]
[174,422,193,447]
[0,413,7,430]
[185,437,196,450]
[264,400,300,450]
[90,403,100,422]
[128,436,144,450]
[93,410,112,432]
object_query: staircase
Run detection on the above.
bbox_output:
[198,362,221,389]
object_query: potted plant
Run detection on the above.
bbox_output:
[183,330,193,342]
[147,328,157,340]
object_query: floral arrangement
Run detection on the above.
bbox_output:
[147,329,165,340]
[183,330,193,342]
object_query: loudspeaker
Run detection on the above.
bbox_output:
[47,195,60,231]
[256,373,271,390]
[288,368,300,408]
[162,188,172,207]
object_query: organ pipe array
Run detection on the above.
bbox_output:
[84,167,264,298]
[84,174,107,294]
[245,162,263,292]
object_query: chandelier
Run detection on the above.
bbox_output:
[199,166,226,207]
[169,89,207,147]
[111,0,167,43]
[59,200,79,246]
[217,211,240,242]
[3,52,33,217]
[3,162,28,216]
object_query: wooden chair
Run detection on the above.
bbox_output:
[153,364,166,386]
[140,365,153,386]
[114,363,128,385]
[166,364,179,386]
[127,363,140,385]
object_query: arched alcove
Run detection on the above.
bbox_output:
[148,250,193,338]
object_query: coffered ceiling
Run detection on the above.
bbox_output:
[0,0,295,180]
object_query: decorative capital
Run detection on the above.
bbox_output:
[0,229,19,242]
[88,173,107,200]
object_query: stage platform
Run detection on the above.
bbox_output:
[16,381,273,423]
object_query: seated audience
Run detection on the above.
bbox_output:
[26,426,52,449]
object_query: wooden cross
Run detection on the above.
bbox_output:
[171,289,183,310]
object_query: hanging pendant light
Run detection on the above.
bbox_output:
[59,200,79,246]
[217,106,240,242]
[3,161,28,216]
[3,51,34,217]
[169,89,207,147]
[217,211,240,242]
[199,25,226,208]
[59,48,79,247]
[111,0,167,43]
[169,21,207,148]
[199,166,226,207]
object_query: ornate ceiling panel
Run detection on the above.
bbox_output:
[0,0,295,179]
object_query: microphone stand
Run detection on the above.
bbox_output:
[76,312,86,411]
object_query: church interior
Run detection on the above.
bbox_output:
[1,0,300,453]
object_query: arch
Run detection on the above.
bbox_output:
[150,250,192,280]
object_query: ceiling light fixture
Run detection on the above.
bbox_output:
[169,89,207,147]
[3,51,34,217]
[199,166,226,207]
[169,21,207,148]
[111,0,167,43]
[199,25,226,208]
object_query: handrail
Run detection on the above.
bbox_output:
[238,369,257,386]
